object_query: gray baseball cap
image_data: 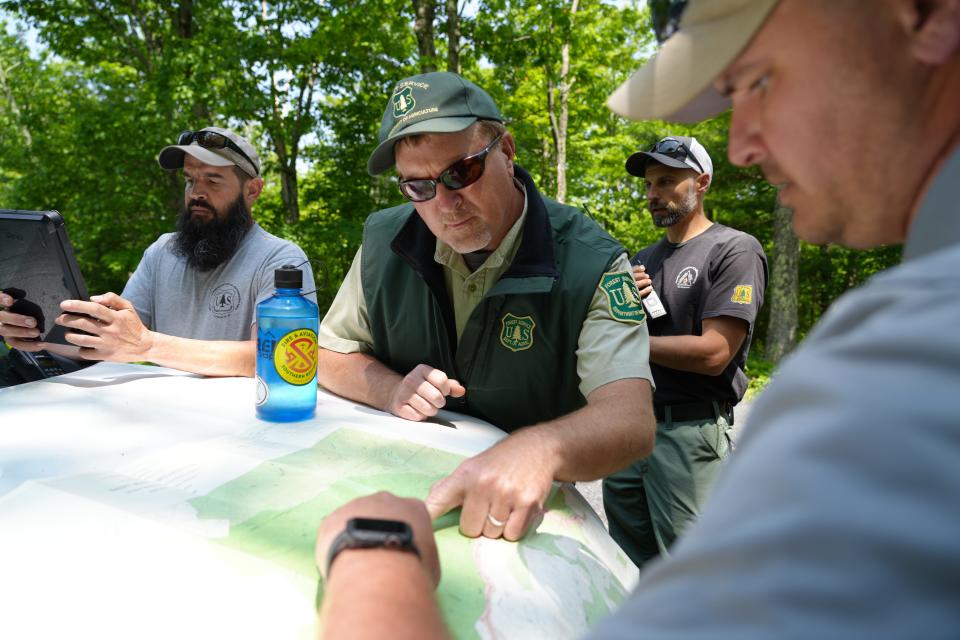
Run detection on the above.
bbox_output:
[626,136,714,178]
[367,72,503,176]
[158,126,261,178]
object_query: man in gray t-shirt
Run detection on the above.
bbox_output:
[604,136,767,567]
[0,126,314,377]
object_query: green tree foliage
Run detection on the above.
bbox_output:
[0,2,900,354]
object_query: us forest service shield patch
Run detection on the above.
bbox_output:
[600,272,647,324]
[731,285,754,305]
[393,86,416,117]
[500,313,536,352]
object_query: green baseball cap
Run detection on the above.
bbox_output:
[367,72,503,176]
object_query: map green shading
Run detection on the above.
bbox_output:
[190,427,630,639]
[190,428,486,637]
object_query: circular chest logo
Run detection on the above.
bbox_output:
[210,283,241,318]
[273,329,318,385]
[675,267,699,289]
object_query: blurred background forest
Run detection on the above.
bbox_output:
[0,0,900,373]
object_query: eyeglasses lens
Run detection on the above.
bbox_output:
[653,140,683,155]
[440,156,484,190]
[400,180,435,202]
[178,130,228,150]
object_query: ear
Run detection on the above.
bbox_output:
[246,176,265,203]
[903,0,960,64]
[500,132,516,176]
[696,172,712,194]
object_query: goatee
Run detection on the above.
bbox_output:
[174,196,253,271]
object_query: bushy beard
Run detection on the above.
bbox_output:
[173,196,252,271]
[650,184,698,228]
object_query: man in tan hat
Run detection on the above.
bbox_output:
[317,71,656,543]
[309,1,960,636]
[0,127,314,377]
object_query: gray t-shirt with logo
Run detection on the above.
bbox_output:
[632,223,767,406]
[122,223,315,341]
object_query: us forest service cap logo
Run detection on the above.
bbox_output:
[393,86,416,117]
[273,328,318,385]
[731,285,754,305]
[500,313,536,352]
[600,272,647,324]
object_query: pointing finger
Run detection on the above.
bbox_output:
[425,473,467,521]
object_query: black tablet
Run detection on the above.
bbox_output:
[0,209,90,346]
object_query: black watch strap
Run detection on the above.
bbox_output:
[325,517,421,577]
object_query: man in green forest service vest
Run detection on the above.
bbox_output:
[317,71,656,541]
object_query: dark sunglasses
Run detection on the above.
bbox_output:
[649,0,689,44]
[649,138,704,173]
[398,134,503,203]
[178,130,257,174]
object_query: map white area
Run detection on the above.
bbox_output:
[0,363,638,639]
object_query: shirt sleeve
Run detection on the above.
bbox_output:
[702,235,767,326]
[576,253,655,397]
[121,240,160,330]
[318,246,374,354]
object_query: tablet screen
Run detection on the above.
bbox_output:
[0,210,89,345]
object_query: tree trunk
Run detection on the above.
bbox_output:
[413,0,437,73]
[279,162,301,225]
[0,60,32,148]
[547,0,578,204]
[445,0,460,73]
[765,203,799,363]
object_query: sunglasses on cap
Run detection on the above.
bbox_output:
[649,0,688,43]
[398,134,503,203]
[178,130,258,174]
[649,138,704,174]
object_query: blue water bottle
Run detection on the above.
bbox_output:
[256,265,319,422]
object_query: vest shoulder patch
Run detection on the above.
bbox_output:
[599,271,647,324]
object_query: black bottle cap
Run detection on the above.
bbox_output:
[274,265,303,289]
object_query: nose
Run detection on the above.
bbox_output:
[432,182,463,210]
[727,100,768,168]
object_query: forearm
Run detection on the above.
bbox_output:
[524,378,655,482]
[319,550,448,640]
[144,333,255,377]
[317,349,402,412]
[650,334,728,375]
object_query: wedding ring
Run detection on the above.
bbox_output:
[487,513,506,527]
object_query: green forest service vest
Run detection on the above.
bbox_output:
[361,167,624,432]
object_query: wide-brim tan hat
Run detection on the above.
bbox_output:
[607,0,779,123]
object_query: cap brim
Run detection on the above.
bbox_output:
[607,0,778,123]
[157,145,236,171]
[367,116,479,176]
[625,151,696,177]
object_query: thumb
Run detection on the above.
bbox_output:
[425,473,466,521]
[448,379,466,398]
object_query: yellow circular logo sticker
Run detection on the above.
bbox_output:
[273,329,318,385]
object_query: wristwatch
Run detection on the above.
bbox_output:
[325,517,421,577]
